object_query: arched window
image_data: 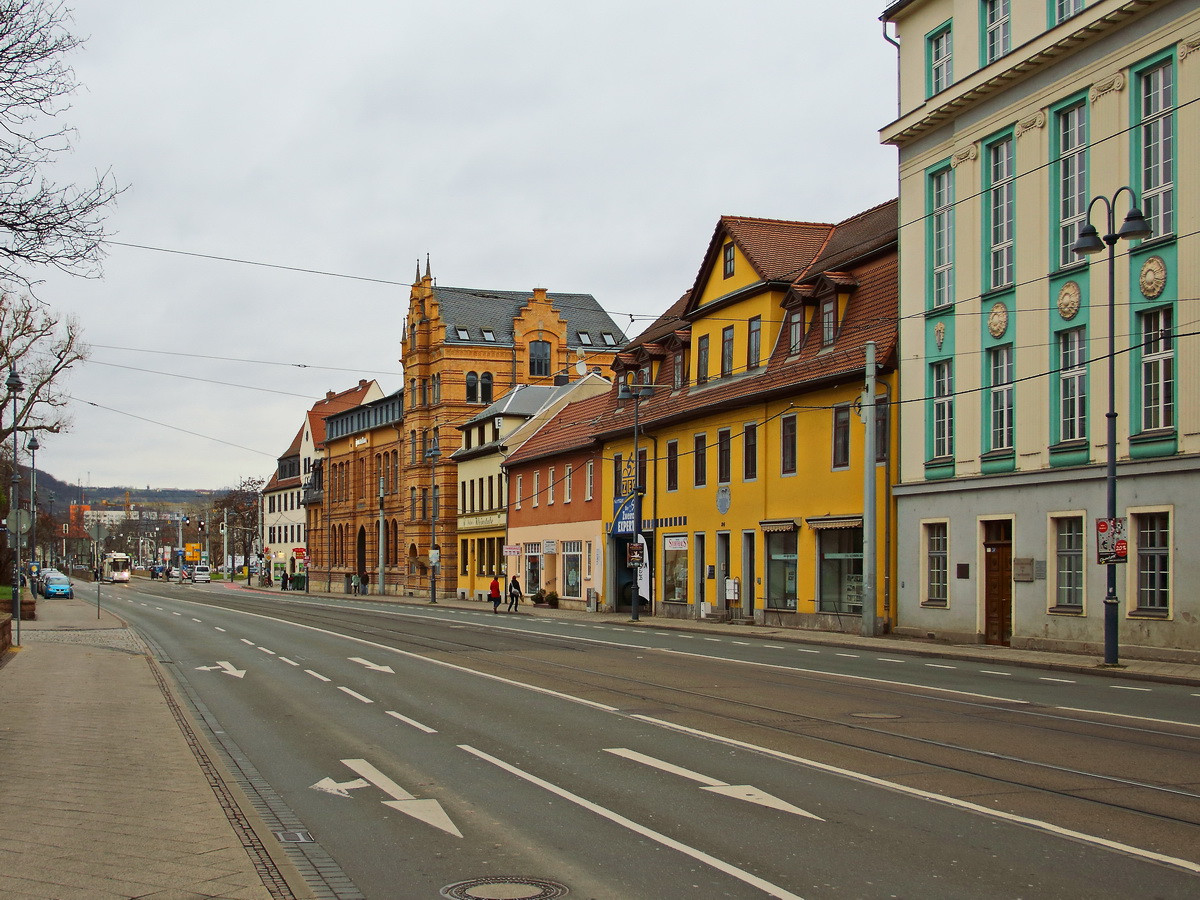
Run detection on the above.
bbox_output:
[410,430,418,464]
[391,450,399,492]
[529,340,551,377]
[410,487,417,520]
[466,371,479,402]
[480,372,494,403]
[432,374,441,404]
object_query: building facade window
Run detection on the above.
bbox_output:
[781,414,797,475]
[817,528,863,614]
[666,440,679,491]
[564,465,573,503]
[662,535,689,602]
[1059,328,1087,441]
[693,434,707,487]
[747,316,761,370]
[1055,101,1087,268]
[465,372,479,402]
[927,22,953,96]
[832,406,851,469]
[986,135,1015,290]
[717,429,732,484]
[820,296,837,346]
[480,372,493,403]
[932,360,954,459]
[1137,58,1175,239]
[743,423,758,481]
[924,521,949,606]
[673,353,684,390]
[523,542,542,595]
[696,335,709,384]
[530,340,552,377]
[515,474,522,509]
[1134,511,1170,613]
[765,530,798,610]
[547,467,555,505]
[788,310,804,354]
[561,540,583,599]
[721,325,734,377]
[929,167,954,308]
[585,459,594,500]
[989,344,1014,451]
[982,0,1010,64]
[1053,516,1084,608]
[532,471,540,507]
[1140,308,1174,431]
[723,241,735,278]
[1053,0,1083,25]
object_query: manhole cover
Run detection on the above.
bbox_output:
[851,712,902,719]
[440,876,569,899]
[272,829,314,843]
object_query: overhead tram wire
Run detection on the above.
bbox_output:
[68,396,278,458]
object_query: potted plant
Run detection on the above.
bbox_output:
[544,590,559,609]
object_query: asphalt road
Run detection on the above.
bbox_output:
[107,580,1200,899]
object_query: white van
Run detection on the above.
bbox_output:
[192,564,212,583]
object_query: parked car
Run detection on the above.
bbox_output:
[192,564,211,583]
[42,574,74,599]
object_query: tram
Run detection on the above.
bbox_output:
[102,552,133,583]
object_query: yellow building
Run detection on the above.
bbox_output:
[593,205,900,632]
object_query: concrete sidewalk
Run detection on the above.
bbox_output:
[0,593,308,900]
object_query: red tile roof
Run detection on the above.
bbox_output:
[502,392,612,468]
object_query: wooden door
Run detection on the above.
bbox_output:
[983,521,1013,646]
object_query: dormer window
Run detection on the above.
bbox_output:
[602,332,617,346]
[456,327,470,340]
[482,329,496,341]
[578,331,592,345]
[820,296,837,346]
[723,241,735,278]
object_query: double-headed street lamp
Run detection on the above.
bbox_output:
[1070,187,1152,667]
[617,379,653,621]
[7,368,24,645]
[27,433,39,571]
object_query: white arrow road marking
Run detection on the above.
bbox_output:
[339,758,461,837]
[311,777,371,797]
[462,745,803,899]
[194,661,246,679]
[349,657,395,673]
[605,748,823,821]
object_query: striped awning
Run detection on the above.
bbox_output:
[759,518,801,533]
[805,515,863,530]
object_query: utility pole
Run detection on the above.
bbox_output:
[222,509,228,581]
[860,341,878,638]
[377,475,386,596]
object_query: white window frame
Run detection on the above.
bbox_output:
[547,466,555,505]
[564,465,573,503]
[932,361,954,459]
[514,474,522,510]
[1057,102,1087,268]
[1054,0,1083,25]
[1129,507,1172,615]
[1048,513,1085,611]
[585,459,594,500]
[989,344,1014,451]
[983,0,1010,64]
[1059,328,1087,441]
[1140,308,1174,431]
[931,169,954,308]
[921,519,950,606]
[988,136,1014,289]
[532,472,540,508]
[1138,60,1174,239]
[929,26,952,95]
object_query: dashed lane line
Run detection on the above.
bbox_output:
[386,711,437,733]
[1111,685,1152,692]
[338,686,374,704]
[925,664,956,669]
[1040,677,1076,684]
[279,657,300,667]
[305,670,331,682]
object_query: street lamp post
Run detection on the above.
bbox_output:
[1071,187,1152,667]
[425,435,441,603]
[377,475,386,596]
[27,433,38,574]
[617,380,653,621]
[7,368,24,645]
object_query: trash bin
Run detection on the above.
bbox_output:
[291,574,306,591]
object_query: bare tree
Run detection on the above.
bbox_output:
[0,290,88,448]
[213,476,264,571]
[0,0,118,289]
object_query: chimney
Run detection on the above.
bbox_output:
[553,374,568,386]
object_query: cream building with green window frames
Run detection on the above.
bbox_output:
[882,0,1199,658]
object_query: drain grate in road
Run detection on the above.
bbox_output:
[273,830,314,843]
[440,876,569,899]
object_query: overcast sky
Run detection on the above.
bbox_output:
[28,0,897,495]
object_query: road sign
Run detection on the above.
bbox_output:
[1096,517,1128,565]
[9,508,31,535]
[86,523,109,542]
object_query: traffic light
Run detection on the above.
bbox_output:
[220,522,226,534]
[199,518,205,532]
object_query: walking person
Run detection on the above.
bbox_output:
[351,572,361,595]
[281,570,290,591]
[507,575,522,612]
[489,574,502,613]
[361,571,369,595]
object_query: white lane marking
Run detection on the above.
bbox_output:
[338,686,374,704]
[1055,706,1200,730]
[194,661,246,679]
[172,611,182,616]
[386,710,437,733]
[214,627,226,632]
[349,656,395,673]
[305,669,331,682]
[628,715,1200,877]
[796,648,819,653]
[278,657,300,666]
[836,653,859,658]
[258,647,276,655]
[764,645,786,650]
[704,638,722,642]
[311,776,370,797]
[605,748,823,821]
[191,618,203,623]
[1110,685,1151,692]
[460,745,806,899]
[878,658,906,663]
[677,635,694,639]
[980,670,1011,675]
[240,638,255,645]
[340,758,461,838]
[731,641,751,646]
[1040,677,1076,683]
[925,664,956,669]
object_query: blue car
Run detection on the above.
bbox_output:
[42,574,74,599]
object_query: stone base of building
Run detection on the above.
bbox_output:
[756,609,880,635]
[893,626,1200,666]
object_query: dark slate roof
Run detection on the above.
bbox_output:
[435,286,626,351]
[458,383,572,429]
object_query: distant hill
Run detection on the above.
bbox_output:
[33,469,216,509]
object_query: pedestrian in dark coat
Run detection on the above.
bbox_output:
[507,575,522,612]
[281,570,290,591]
